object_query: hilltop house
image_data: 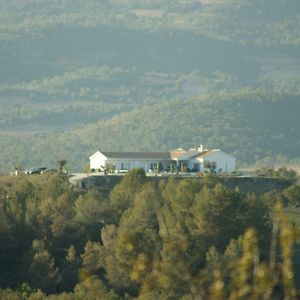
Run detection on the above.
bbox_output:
[89,146,236,173]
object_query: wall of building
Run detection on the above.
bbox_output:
[107,159,149,171]
[188,158,202,172]
[90,150,236,173]
[93,158,167,172]
[89,152,108,170]
[197,151,236,173]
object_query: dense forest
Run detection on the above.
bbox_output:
[0,170,300,299]
[1,2,300,298]
[0,0,300,172]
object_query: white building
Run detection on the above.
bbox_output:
[89,146,236,174]
[195,149,236,173]
[89,151,173,173]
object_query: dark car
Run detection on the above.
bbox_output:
[24,167,47,174]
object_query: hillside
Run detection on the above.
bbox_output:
[0,0,299,172]
[1,89,299,172]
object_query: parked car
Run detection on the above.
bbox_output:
[24,167,47,174]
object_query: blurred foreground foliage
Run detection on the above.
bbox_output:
[0,170,299,299]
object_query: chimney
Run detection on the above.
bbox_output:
[198,144,204,152]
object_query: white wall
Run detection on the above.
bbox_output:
[90,150,236,173]
[90,151,172,172]
[95,158,165,172]
[89,151,108,170]
[107,159,149,171]
[197,150,236,173]
[188,158,202,171]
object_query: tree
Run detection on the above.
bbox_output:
[74,276,120,300]
[190,183,270,254]
[277,166,297,182]
[94,183,161,297]
[283,185,300,207]
[74,189,108,241]
[57,159,67,174]
[28,240,59,293]
[59,245,81,292]
[109,169,147,222]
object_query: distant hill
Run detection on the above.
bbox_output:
[0,0,299,172]
[1,89,299,172]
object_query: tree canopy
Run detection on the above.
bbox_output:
[0,170,299,298]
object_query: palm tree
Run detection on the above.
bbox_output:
[57,159,67,174]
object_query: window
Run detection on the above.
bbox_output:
[193,163,200,172]
[150,162,159,171]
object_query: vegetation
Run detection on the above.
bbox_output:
[0,1,299,297]
[0,170,299,298]
[2,88,300,172]
[1,0,300,46]
[0,0,300,172]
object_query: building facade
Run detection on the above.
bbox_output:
[89,146,236,173]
